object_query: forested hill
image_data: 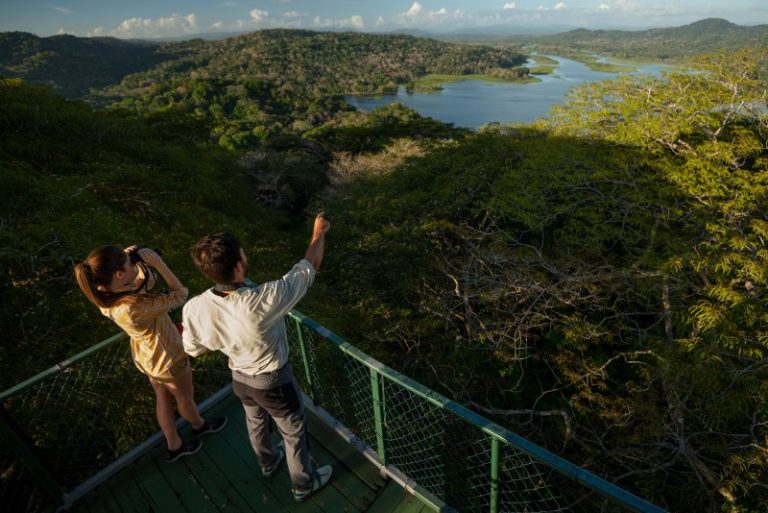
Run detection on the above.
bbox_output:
[0,32,172,97]
[1,21,767,510]
[0,29,526,100]
[534,18,768,60]
[100,29,526,98]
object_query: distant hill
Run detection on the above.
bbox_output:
[0,29,526,101]
[534,18,768,61]
[0,32,179,97]
[387,28,437,39]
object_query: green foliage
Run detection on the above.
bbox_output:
[0,79,297,388]
[305,103,464,153]
[310,49,768,512]
[2,30,767,513]
[84,30,524,149]
[549,49,768,356]
[0,32,171,97]
[239,134,332,213]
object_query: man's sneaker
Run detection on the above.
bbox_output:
[261,442,285,478]
[166,439,202,463]
[192,416,227,438]
[292,465,333,502]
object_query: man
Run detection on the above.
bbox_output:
[182,214,332,502]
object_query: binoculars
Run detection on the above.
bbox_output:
[128,245,161,264]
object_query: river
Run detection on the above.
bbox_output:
[344,55,669,129]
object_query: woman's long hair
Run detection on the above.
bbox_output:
[74,246,134,308]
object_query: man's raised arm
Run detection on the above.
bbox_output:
[304,213,331,271]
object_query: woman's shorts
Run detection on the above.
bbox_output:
[146,357,191,384]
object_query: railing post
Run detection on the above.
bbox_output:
[293,317,316,401]
[0,404,64,505]
[489,437,500,513]
[370,369,386,464]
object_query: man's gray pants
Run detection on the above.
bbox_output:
[231,363,314,491]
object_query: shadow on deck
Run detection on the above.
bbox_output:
[70,392,430,513]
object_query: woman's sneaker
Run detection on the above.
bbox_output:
[292,465,333,502]
[166,439,202,463]
[192,416,228,438]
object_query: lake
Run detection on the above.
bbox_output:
[345,56,669,129]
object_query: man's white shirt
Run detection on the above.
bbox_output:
[182,259,316,375]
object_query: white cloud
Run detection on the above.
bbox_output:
[403,2,423,17]
[211,21,224,29]
[376,16,385,27]
[536,2,566,10]
[502,2,516,9]
[86,26,105,37]
[282,11,304,18]
[54,7,72,14]
[250,9,269,22]
[595,0,645,13]
[393,3,468,25]
[55,28,66,35]
[312,15,365,30]
[108,13,199,39]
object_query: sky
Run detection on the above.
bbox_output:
[1,1,767,39]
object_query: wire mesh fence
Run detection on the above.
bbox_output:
[285,312,665,513]
[0,334,230,513]
[1,312,664,513]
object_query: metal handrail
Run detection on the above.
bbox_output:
[0,311,668,513]
[287,310,668,513]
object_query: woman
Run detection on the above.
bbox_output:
[74,245,226,462]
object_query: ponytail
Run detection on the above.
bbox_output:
[74,246,131,308]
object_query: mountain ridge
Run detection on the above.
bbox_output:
[534,17,768,60]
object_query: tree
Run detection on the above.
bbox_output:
[540,49,768,510]
[319,50,768,512]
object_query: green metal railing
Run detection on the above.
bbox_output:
[0,333,232,513]
[285,311,668,513]
[0,311,668,513]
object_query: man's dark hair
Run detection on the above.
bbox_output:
[190,233,242,283]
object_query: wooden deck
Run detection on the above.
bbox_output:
[69,393,431,513]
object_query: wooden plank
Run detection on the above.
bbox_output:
[107,459,157,513]
[66,394,425,513]
[208,413,324,513]
[304,430,379,511]
[305,411,386,492]
[364,480,409,513]
[391,492,431,513]
[276,465,360,513]
[75,484,124,513]
[129,455,190,513]
[180,438,260,512]
[155,455,220,513]
[222,392,374,512]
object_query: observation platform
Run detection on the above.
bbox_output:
[0,310,668,513]
[70,393,428,513]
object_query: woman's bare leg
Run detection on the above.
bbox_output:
[150,378,183,450]
[164,370,204,429]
